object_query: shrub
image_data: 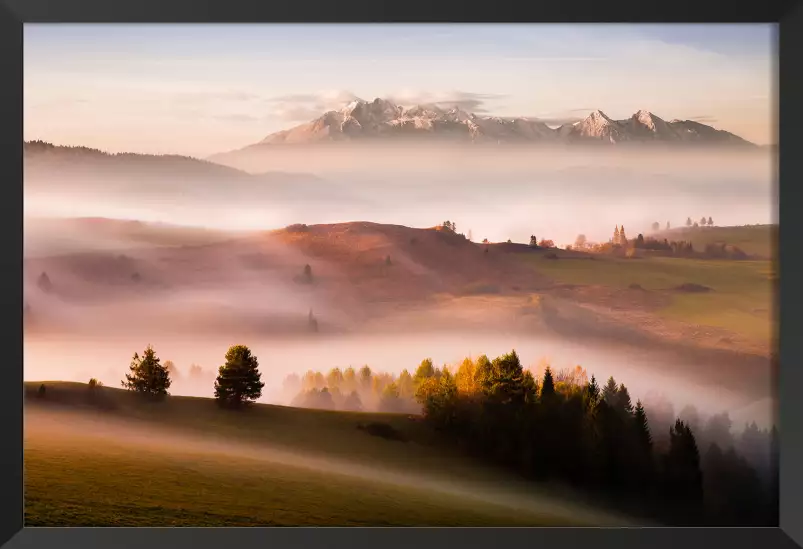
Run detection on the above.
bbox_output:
[357,422,407,442]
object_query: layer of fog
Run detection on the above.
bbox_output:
[23,144,778,432]
[25,406,644,526]
[25,146,777,248]
[24,331,775,429]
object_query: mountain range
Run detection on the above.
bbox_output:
[238,98,755,148]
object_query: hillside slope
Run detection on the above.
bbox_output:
[24,382,638,527]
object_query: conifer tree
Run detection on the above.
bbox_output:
[585,375,600,412]
[522,370,538,404]
[665,420,704,507]
[602,376,618,406]
[617,383,634,416]
[634,400,653,453]
[488,350,526,405]
[540,366,556,400]
[214,345,264,408]
[122,345,171,398]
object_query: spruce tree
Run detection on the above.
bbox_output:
[665,420,704,510]
[585,375,600,412]
[214,345,264,408]
[633,400,654,486]
[602,376,618,406]
[617,383,634,416]
[540,366,555,399]
[122,345,171,398]
[634,400,653,453]
[489,350,525,405]
[522,370,538,404]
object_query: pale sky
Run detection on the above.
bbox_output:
[24,24,777,157]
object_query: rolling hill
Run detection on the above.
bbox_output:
[24,381,638,527]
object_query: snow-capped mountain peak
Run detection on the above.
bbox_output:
[251,99,755,147]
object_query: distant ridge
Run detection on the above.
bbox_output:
[24,141,322,183]
[212,98,755,156]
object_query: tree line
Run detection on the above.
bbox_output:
[112,343,776,526]
[409,350,777,527]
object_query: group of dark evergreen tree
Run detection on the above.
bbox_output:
[121,344,264,408]
[410,350,778,527]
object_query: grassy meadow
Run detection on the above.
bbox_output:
[523,252,775,346]
[24,382,620,527]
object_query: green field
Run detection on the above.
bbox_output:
[652,224,776,259]
[24,382,624,527]
[527,254,775,344]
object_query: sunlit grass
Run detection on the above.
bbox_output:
[23,383,592,527]
[25,433,559,527]
[525,255,774,343]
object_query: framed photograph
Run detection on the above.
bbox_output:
[2,3,801,549]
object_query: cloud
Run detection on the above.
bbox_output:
[534,116,582,127]
[387,90,506,113]
[173,91,261,103]
[527,108,594,126]
[688,115,719,124]
[210,113,262,123]
[265,90,361,122]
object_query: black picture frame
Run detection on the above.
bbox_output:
[2,2,801,548]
